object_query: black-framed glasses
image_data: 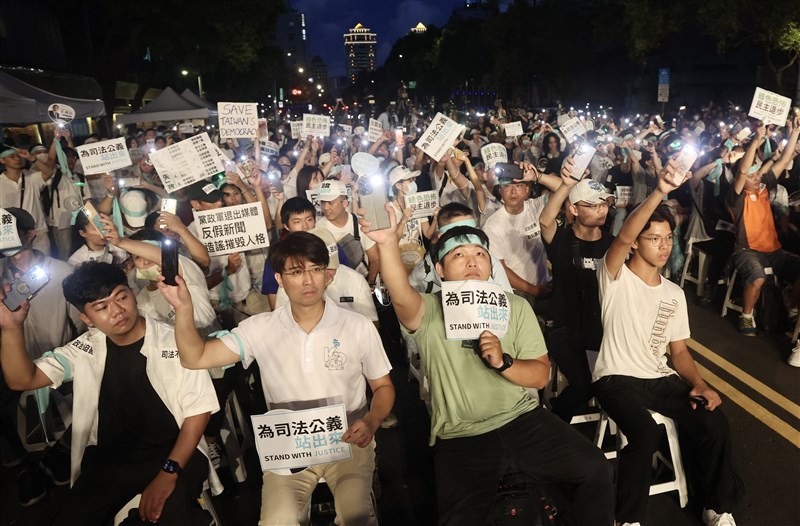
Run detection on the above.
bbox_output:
[638,235,675,248]
[281,266,327,279]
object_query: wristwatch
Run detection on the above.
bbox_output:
[495,353,514,373]
[161,458,182,475]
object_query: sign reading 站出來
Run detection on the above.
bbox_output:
[415,113,464,162]
[0,208,22,251]
[480,143,507,169]
[504,121,523,138]
[560,117,587,143]
[192,202,269,256]
[75,137,132,175]
[149,133,226,193]
[251,405,352,472]
[404,190,438,219]
[303,114,330,138]
[367,119,383,142]
[748,87,792,126]
[218,102,258,139]
[441,280,510,340]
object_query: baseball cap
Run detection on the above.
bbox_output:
[317,180,347,201]
[186,180,223,203]
[30,144,47,154]
[388,165,420,186]
[568,179,614,205]
[119,190,149,228]
[319,152,331,166]
[308,227,339,270]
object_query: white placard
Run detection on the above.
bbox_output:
[441,280,510,340]
[504,121,523,138]
[178,122,194,134]
[290,121,304,140]
[367,119,383,143]
[251,405,351,472]
[47,103,75,125]
[75,137,132,176]
[556,114,570,126]
[748,87,792,126]
[404,190,439,219]
[615,186,633,208]
[339,124,352,135]
[260,140,279,158]
[657,85,669,103]
[480,143,508,169]
[192,202,270,256]
[305,189,324,219]
[415,112,464,162]
[218,102,258,139]
[0,208,22,251]
[560,117,587,143]
[149,133,226,193]
[303,114,330,138]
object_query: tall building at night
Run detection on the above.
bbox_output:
[343,23,376,85]
[271,10,309,69]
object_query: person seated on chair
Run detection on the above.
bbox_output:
[593,159,740,526]
[727,120,800,340]
[360,203,614,526]
[0,261,220,526]
[163,231,395,526]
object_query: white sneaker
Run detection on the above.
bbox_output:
[788,341,800,367]
[703,508,737,526]
[616,522,641,526]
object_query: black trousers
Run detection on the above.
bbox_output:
[53,445,210,526]
[546,326,595,422]
[433,407,614,526]
[594,375,737,523]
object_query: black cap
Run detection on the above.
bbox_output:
[185,180,223,203]
[3,207,36,232]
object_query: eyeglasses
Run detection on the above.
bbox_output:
[638,235,675,248]
[574,201,610,211]
[281,266,327,279]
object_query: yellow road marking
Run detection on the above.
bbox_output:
[695,363,800,448]
[688,338,800,420]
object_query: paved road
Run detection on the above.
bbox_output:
[2,286,798,526]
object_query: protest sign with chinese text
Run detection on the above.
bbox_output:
[218,102,258,138]
[149,133,226,193]
[748,87,792,126]
[339,124,352,135]
[504,121,523,138]
[415,113,464,162]
[367,119,383,142]
[0,209,22,251]
[260,140,279,158]
[290,121,304,139]
[480,143,508,169]
[192,202,269,256]
[178,122,194,134]
[75,137,132,175]
[303,114,330,138]
[404,190,439,219]
[560,117,588,143]
[615,186,633,208]
[441,280,510,340]
[251,405,352,472]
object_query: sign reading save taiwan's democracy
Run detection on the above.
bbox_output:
[218,102,258,139]
[748,87,792,126]
[251,405,352,472]
[416,113,464,162]
[191,202,269,256]
[441,280,510,340]
[75,137,132,175]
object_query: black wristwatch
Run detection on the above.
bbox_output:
[161,459,182,475]
[495,353,514,373]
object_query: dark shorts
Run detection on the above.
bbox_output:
[732,248,800,285]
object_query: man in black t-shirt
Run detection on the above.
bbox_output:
[539,158,614,421]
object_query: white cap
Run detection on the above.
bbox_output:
[317,180,347,201]
[568,179,614,205]
[308,227,339,269]
[354,126,365,136]
[319,152,331,166]
[389,165,420,186]
[119,190,148,228]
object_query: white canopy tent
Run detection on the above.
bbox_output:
[0,71,106,124]
[117,86,216,124]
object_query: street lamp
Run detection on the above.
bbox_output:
[298,67,304,73]
[181,70,189,76]
[180,68,203,97]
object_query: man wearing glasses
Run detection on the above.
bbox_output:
[161,231,394,525]
[538,161,615,422]
[593,160,739,526]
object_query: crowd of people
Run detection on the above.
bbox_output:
[1,95,799,526]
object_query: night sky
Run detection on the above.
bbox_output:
[291,0,498,76]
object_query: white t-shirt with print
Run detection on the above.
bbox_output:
[592,258,691,381]
[482,197,550,287]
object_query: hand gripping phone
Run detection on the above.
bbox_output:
[161,239,179,286]
[3,265,50,311]
[358,176,391,231]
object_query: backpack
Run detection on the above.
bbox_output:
[338,213,368,271]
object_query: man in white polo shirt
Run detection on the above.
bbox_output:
[316,179,381,286]
[162,231,394,525]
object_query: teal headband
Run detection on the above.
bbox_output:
[0,148,17,159]
[438,218,477,234]
[437,233,488,262]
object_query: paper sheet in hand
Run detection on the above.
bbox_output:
[218,102,259,138]
[251,405,352,472]
[748,87,791,126]
[367,119,383,143]
[560,117,587,143]
[290,121,304,139]
[75,137,132,175]
[504,121,523,138]
[150,132,226,193]
[441,280,510,340]
[415,113,464,162]
[303,114,330,138]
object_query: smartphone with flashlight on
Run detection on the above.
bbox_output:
[569,143,597,181]
[494,162,523,181]
[161,239,179,286]
[358,176,391,231]
[2,265,50,311]
[672,145,698,185]
[161,198,177,215]
[267,169,284,193]
[81,201,106,236]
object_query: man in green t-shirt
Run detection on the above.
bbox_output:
[361,205,614,526]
